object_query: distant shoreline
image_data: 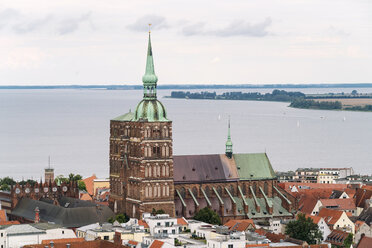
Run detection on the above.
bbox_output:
[1,83,372,90]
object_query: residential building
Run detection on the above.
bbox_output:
[311,198,356,216]
[144,214,180,236]
[0,223,76,248]
[305,215,331,241]
[293,168,319,183]
[223,219,255,232]
[356,235,372,248]
[318,208,355,234]
[207,233,245,248]
[325,230,350,247]
[354,220,372,244]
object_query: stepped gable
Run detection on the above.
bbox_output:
[10,197,114,228]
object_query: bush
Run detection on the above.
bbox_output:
[193,207,221,225]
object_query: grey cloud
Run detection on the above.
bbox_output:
[13,15,53,34]
[182,18,272,37]
[127,15,169,32]
[0,8,21,29]
[57,12,93,35]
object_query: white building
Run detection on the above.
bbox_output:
[0,223,76,248]
[144,214,181,236]
[269,219,282,234]
[307,216,331,241]
[207,233,245,248]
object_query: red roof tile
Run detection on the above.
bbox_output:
[318,208,344,226]
[41,238,85,244]
[83,174,97,196]
[246,244,269,248]
[355,220,366,232]
[0,221,20,225]
[138,220,149,228]
[177,217,188,225]
[356,235,372,248]
[265,232,286,243]
[303,214,322,224]
[224,219,255,232]
[0,210,6,222]
[319,198,356,211]
[128,240,138,246]
[254,229,267,236]
[149,240,164,248]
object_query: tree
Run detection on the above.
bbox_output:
[78,181,86,191]
[193,207,221,225]
[152,208,165,215]
[108,213,129,224]
[343,233,353,248]
[285,213,323,244]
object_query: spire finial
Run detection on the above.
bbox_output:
[142,30,158,100]
[148,23,152,33]
[225,117,233,158]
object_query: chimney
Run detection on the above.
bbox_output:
[35,207,40,223]
[114,231,122,245]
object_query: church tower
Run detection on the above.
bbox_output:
[109,31,175,218]
[225,118,233,159]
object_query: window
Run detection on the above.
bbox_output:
[62,230,64,234]
[228,245,233,248]
[157,222,161,226]
[172,229,176,234]
[166,222,170,227]
[104,236,109,240]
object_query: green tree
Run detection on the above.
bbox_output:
[152,208,166,215]
[285,213,323,244]
[78,181,86,191]
[193,207,221,225]
[108,213,129,224]
[343,233,353,248]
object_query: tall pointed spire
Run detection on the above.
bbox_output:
[142,25,158,100]
[225,117,233,158]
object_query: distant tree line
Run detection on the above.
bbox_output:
[290,99,342,110]
[170,90,305,102]
[344,105,372,111]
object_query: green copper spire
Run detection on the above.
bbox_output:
[142,31,158,100]
[225,118,233,158]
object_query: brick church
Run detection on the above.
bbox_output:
[109,32,294,223]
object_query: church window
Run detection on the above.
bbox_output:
[149,185,152,197]
[157,164,161,177]
[165,164,169,177]
[148,165,152,177]
[162,184,166,196]
[230,185,234,195]
[166,184,169,196]
[162,127,169,137]
[192,187,198,197]
[165,146,170,157]
[162,146,166,157]
[180,187,186,198]
[153,127,160,138]
[153,146,160,157]
[217,186,222,196]
[264,182,268,195]
[162,165,166,177]
[205,186,211,197]
[145,166,148,177]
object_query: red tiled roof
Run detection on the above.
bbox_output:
[177,217,188,225]
[0,220,20,225]
[303,214,322,224]
[355,220,366,232]
[265,232,286,243]
[80,193,93,201]
[41,238,85,244]
[319,198,356,211]
[254,229,267,236]
[326,230,350,246]
[0,210,6,222]
[318,208,344,226]
[297,189,334,214]
[128,240,138,246]
[138,220,149,228]
[246,244,269,248]
[279,182,349,191]
[83,174,97,196]
[356,235,372,248]
[355,188,372,208]
[149,240,164,248]
[224,219,255,232]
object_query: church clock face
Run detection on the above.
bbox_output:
[43,187,49,193]
[62,186,68,192]
[52,187,57,192]
[35,188,39,193]
[25,188,30,194]
[15,188,20,194]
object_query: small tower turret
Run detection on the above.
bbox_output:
[225,118,233,159]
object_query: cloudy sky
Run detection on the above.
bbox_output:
[0,0,371,85]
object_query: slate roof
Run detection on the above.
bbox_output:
[173,153,276,183]
[11,197,114,228]
[357,207,372,225]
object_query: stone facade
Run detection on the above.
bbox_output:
[10,180,79,210]
[109,120,175,218]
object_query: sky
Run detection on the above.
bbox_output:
[0,0,371,85]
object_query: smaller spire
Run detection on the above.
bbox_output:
[142,28,158,100]
[225,117,233,158]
